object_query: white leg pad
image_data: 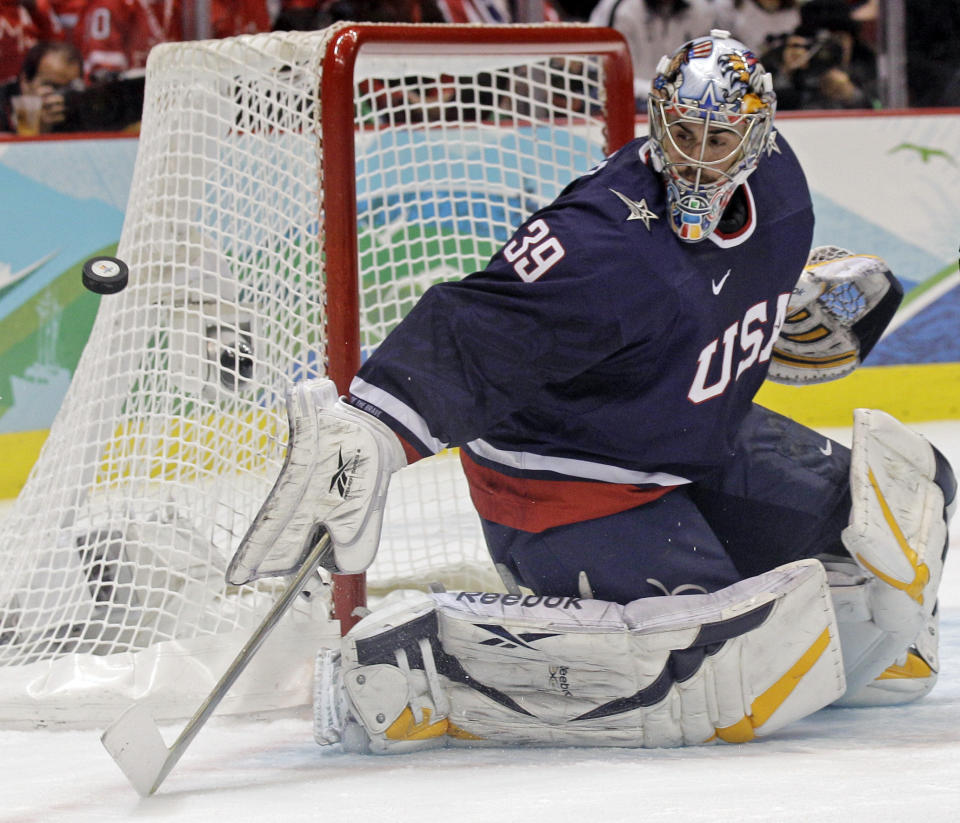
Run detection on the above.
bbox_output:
[842,408,947,623]
[834,409,952,698]
[840,606,939,708]
[314,560,845,752]
[823,556,922,699]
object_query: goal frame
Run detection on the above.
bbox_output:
[318,23,636,631]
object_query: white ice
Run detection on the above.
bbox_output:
[3,422,960,823]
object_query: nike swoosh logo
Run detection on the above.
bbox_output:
[820,440,833,456]
[711,269,732,295]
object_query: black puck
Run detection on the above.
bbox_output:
[82,256,129,294]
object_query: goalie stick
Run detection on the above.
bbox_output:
[101,531,332,796]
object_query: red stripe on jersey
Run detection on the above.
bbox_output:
[460,450,676,533]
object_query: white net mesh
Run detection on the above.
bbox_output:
[0,24,626,723]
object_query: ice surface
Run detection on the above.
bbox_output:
[3,422,960,822]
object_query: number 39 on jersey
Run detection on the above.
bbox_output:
[503,218,566,282]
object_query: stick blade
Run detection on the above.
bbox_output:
[101,703,171,796]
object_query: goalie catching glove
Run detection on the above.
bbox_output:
[227,378,406,583]
[768,246,903,385]
[314,559,846,752]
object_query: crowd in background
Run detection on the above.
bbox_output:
[1,0,958,135]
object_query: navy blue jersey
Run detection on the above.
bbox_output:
[350,132,814,530]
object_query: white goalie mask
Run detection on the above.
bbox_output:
[648,30,776,242]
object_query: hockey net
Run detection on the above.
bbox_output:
[0,23,634,726]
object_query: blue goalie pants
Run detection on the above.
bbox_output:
[480,404,852,603]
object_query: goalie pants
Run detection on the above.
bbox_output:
[481,404,853,603]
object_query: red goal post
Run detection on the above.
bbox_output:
[317,25,635,629]
[323,23,636,388]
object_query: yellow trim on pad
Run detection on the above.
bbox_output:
[855,467,930,605]
[878,651,933,680]
[714,627,832,743]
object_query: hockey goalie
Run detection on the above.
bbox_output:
[228,30,956,753]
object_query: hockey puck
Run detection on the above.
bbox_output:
[82,256,129,294]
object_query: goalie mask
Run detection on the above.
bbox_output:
[648,30,775,242]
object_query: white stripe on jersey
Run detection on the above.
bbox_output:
[352,377,691,486]
[350,375,449,454]
[465,438,691,486]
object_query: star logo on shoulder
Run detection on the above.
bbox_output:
[609,188,659,231]
[766,129,781,156]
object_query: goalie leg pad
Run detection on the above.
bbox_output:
[841,607,939,708]
[227,378,406,583]
[824,555,940,706]
[314,591,455,754]
[314,560,845,752]
[841,409,954,629]
[832,411,953,700]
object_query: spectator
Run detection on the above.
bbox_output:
[273,0,566,30]
[762,0,877,110]
[272,0,450,28]
[272,0,329,30]
[1,39,81,134]
[904,0,960,107]
[588,0,728,108]
[50,0,85,36]
[321,0,563,24]
[74,0,182,81]
[721,0,799,50]
[434,0,561,22]
[434,0,512,21]
[211,0,271,38]
[550,0,598,20]
[848,0,877,50]
[322,0,446,23]
[0,0,64,83]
